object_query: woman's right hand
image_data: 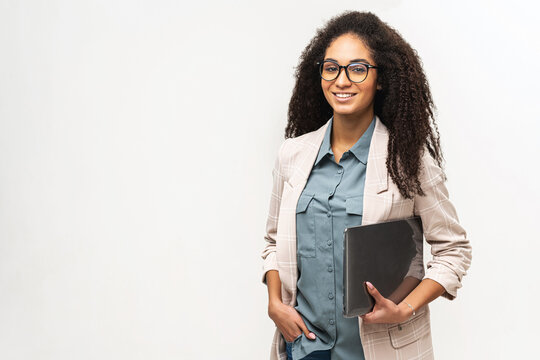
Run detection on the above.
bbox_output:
[268,300,317,342]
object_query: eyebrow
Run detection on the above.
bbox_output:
[325,57,371,64]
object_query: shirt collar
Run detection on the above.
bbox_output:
[313,114,376,166]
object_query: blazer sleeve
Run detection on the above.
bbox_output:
[261,140,288,285]
[414,149,473,300]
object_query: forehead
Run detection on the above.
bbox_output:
[324,33,373,63]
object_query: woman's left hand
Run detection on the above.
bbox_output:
[360,281,412,324]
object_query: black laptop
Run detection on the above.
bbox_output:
[343,216,425,318]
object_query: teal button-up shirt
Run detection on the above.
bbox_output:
[291,115,375,360]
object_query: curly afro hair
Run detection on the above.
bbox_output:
[285,10,446,199]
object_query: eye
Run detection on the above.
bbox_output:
[324,65,338,73]
[349,64,367,73]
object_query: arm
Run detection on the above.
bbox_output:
[261,141,317,340]
[396,279,446,318]
[261,140,287,285]
[266,270,283,306]
[413,160,473,302]
[363,279,445,323]
[362,152,472,324]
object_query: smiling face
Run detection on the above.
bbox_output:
[321,33,381,120]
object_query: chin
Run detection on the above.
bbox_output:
[333,105,372,119]
[332,105,360,115]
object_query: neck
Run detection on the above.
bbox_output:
[331,109,374,148]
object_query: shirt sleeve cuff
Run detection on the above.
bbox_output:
[423,264,461,300]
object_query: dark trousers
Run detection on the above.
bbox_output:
[286,341,331,360]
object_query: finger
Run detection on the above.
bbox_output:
[280,328,297,343]
[362,309,379,323]
[365,281,385,303]
[298,321,316,340]
[286,328,302,342]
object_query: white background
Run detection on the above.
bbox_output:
[1,0,539,359]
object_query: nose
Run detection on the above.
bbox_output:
[335,67,351,87]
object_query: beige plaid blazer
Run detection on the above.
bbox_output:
[261,115,472,360]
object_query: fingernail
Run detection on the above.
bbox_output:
[366,281,373,289]
[309,333,316,339]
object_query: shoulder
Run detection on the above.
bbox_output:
[417,146,447,191]
[277,124,328,165]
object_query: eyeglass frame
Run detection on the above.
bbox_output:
[316,59,379,83]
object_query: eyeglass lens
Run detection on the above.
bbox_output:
[320,62,368,83]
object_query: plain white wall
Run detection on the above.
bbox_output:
[1,0,539,359]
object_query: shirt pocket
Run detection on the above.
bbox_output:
[345,194,364,229]
[295,193,316,258]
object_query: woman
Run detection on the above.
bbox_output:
[261,11,472,360]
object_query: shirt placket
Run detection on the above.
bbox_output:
[324,153,346,335]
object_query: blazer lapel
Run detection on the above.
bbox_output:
[287,123,330,189]
[362,116,393,225]
[368,116,390,194]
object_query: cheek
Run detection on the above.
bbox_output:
[321,80,328,92]
[321,81,332,99]
[357,82,377,99]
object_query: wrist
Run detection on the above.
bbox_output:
[268,298,283,310]
[398,301,414,321]
[267,298,284,319]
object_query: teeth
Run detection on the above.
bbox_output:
[335,93,354,98]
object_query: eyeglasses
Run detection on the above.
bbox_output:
[316,60,378,83]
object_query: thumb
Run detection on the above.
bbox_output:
[298,320,316,340]
[366,281,384,303]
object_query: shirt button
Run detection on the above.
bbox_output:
[327,211,332,217]
[327,266,333,272]
[338,168,343,174]
[328,292,334,299]
[327,240,332,246]
[329,319,335,325]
